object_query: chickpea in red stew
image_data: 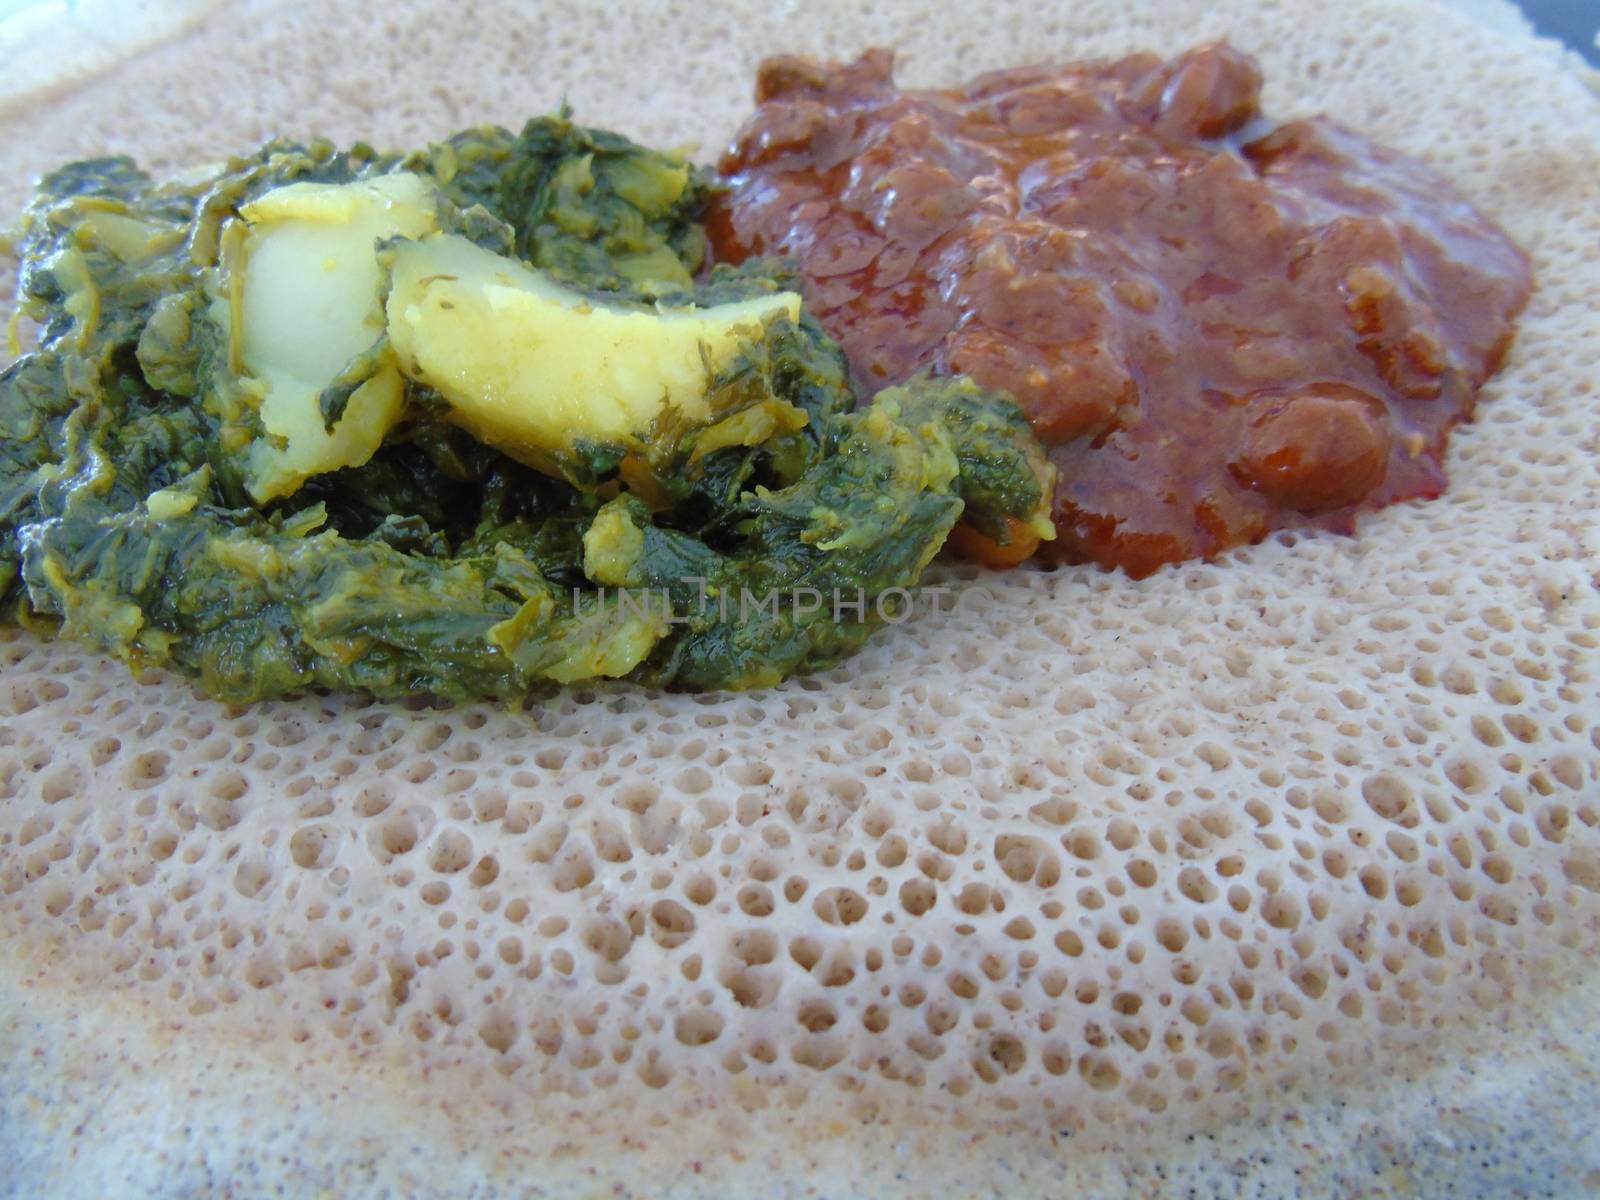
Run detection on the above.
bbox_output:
[707,44,1532,577]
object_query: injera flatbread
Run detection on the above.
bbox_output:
[1,1,1598,1195]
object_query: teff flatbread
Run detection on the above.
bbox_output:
[2,0,1598,1195]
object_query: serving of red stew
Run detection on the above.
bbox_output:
[707,44,1531,577]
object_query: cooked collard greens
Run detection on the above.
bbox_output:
[0,115,1054,702]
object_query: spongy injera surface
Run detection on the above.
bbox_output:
[1,0,1598,1195]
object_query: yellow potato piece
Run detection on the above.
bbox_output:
[385,233,801,464]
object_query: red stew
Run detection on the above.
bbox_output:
[706,45,1532,577]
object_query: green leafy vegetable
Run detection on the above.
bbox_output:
[424,113,710,296]
[1,114,1055,702]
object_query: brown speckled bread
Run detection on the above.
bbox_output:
[2,1,1599,1195]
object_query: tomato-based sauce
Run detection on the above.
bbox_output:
[706,45,1532,577]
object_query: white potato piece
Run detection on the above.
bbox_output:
[226,172,438,501]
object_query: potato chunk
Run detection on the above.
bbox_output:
[226,172,440,501]
[385,233,801,465]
